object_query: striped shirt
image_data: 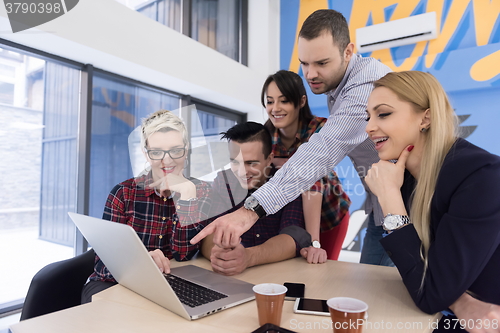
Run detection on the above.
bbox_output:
[254,54,391,225]
[89,172,212,283]
[270,116,351,231]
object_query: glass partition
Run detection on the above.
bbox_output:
[0,47,78,307]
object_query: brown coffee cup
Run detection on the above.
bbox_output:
[253,283,287,326]
[327,297,368,333]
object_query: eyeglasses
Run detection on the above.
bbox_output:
[145,147,186,160]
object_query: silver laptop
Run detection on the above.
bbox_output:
[68,212,255,320]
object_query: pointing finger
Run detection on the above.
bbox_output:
[191,223,215,244]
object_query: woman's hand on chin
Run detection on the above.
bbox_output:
[365,145,412,199]
[150,173,196,200]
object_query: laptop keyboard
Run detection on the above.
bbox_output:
[164,274,228,308]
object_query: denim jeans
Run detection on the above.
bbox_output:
[359,213,394,267]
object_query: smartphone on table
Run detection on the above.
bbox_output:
[293,297,330,316]
[283,282,305,301]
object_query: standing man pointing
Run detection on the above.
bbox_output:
[192,9,392,266]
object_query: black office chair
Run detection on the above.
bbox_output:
[20,248,96,321]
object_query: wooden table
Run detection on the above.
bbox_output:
[10,257,440,333]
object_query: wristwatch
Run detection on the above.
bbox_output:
[382,213,411,231]
[244,195,266,219]
[311,240,321,249]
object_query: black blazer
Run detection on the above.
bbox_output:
[380,138,500,314]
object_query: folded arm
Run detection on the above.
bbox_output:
[210,234,297,276]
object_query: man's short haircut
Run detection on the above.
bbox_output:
[220,122,273,158]
[299,9,351,52]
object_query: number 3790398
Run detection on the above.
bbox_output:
[5,2,62,14]
[443,318,499,330]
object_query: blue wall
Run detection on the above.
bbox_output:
[281,0,500,212]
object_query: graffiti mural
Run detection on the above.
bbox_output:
[281,0,500,214]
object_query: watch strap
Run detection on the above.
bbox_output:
[383,213,411,231]
[311,240,321,248]
[253,204,266,219]
[244,195,266,219]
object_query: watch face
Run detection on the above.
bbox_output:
[245,195,258,210]
[383,215,399,230]
[312,240,321,249]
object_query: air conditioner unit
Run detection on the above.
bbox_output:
[355,12,437,53]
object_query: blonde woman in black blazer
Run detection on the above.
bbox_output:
[365,71,500,333]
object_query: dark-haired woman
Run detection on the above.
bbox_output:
[262,70,350,263]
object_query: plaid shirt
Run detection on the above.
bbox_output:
[89,172,211,283]
[270,116,351,231]
[209,168,305,253]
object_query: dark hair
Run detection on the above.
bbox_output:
[299,9,350,52]
[220,122,273,158]
[261,70,314,134]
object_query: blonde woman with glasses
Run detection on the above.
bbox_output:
[365,71,500,333]
[81,110,211,303]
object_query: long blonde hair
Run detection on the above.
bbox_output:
[374,71,458,271]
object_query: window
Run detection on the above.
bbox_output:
[189,100,245,181]
[117,0,182,31]
[89,73,181,219]
[191,0,241,61]
[0,41,244,316]
[0,47,79,308]
[116,0,247,64]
